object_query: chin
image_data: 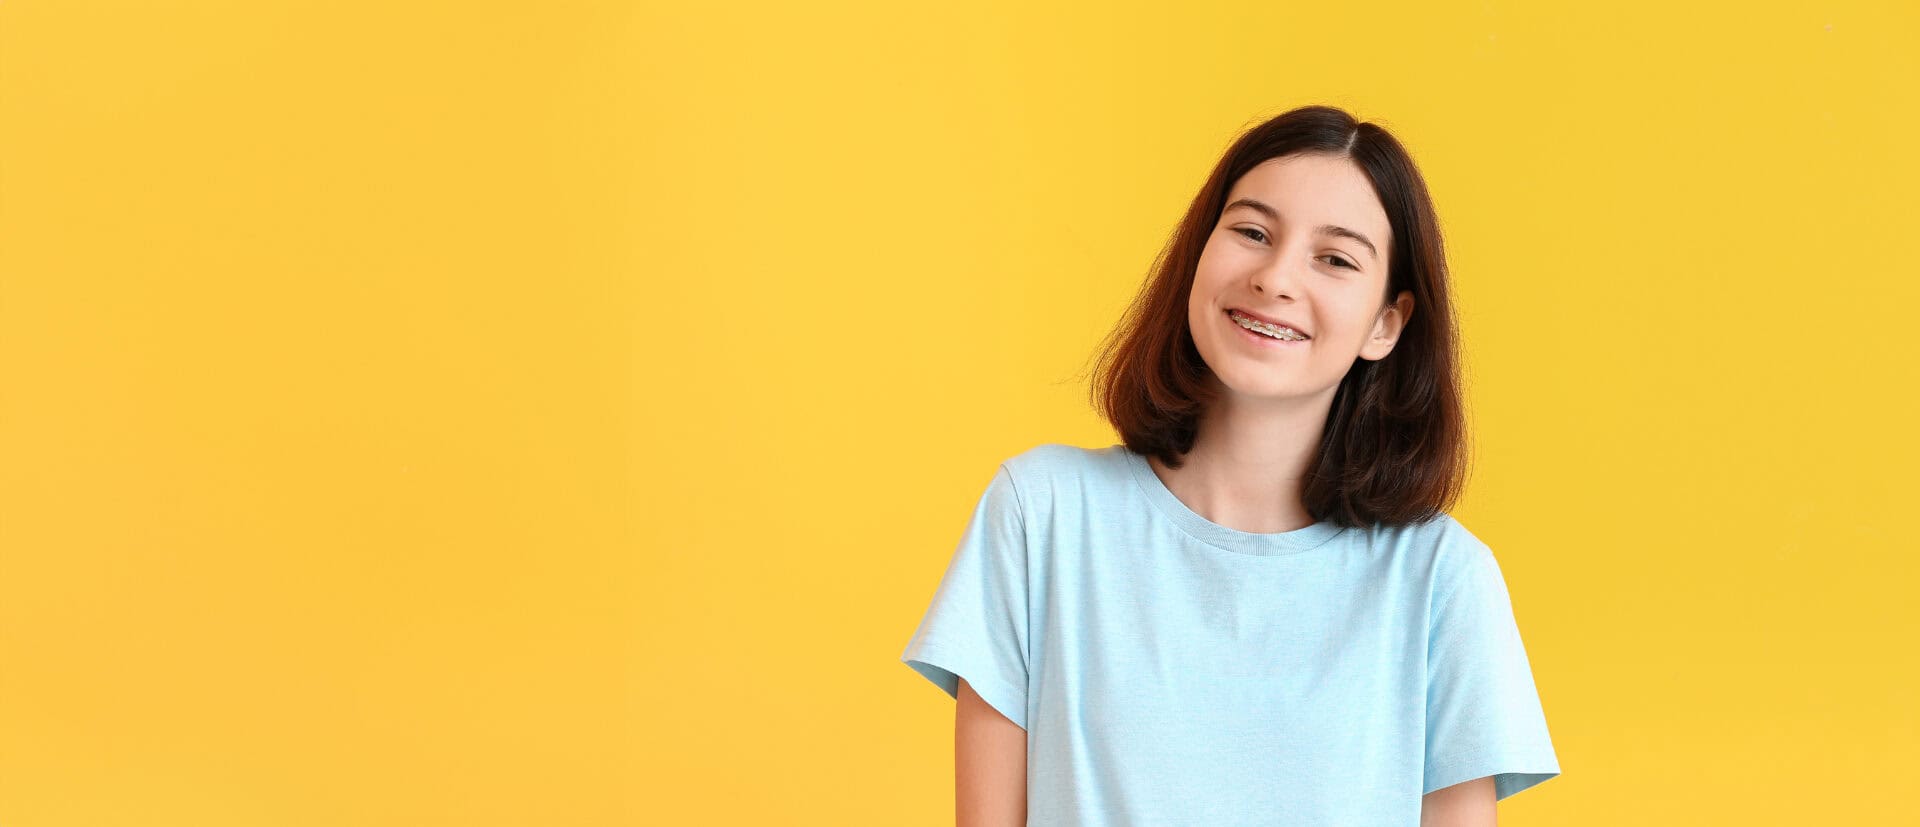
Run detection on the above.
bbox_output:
[1211,368,1295,400]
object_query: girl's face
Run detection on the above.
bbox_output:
[1188,152,1412,403]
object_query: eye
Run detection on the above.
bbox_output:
[1233,226,1358,270]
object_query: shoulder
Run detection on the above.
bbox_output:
[1431,512,1497,571]
[1418,514,1516,620]
[1367,511,1492,559]
[996,442,1120,493]
[987,442,1126,522]
[1369,512,1500,606]
[1000,441,1106,475]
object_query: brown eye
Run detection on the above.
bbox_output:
[1320,255,1357,270]
[1233,227,1268,243]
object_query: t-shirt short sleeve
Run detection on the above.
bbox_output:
[900,463,1030,730]
[1423,538,1563,801]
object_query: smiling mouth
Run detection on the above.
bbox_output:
[1227,309,1309,341]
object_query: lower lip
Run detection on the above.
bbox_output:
[1227,311,1309,348]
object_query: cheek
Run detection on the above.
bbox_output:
[1187,290,1211,334]
[1190,255,1232,304]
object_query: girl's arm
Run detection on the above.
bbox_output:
[955,677,1026,826]
[1420,776,1496,826]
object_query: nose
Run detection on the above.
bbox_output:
[1249,251,1306,299]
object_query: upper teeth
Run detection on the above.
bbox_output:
[1230,311,1307,341]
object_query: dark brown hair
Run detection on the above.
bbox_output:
[1086,105,1468,529]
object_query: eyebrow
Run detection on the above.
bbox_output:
[1223,198,1379,260]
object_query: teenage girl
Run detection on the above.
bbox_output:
[903,105,1561,826]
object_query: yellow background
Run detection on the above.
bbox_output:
[2,1,1914,824]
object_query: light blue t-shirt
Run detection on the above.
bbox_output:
[901,443,1561,825]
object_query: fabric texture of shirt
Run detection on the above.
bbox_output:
[900,442,1561,825]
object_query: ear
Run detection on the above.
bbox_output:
[1357,290,1414,362]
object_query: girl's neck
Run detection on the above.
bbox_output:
[1149,389,1332,534]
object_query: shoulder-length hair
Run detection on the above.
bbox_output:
[1087,105,1469,529]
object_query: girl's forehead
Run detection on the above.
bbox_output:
[1233,156,1382,213]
